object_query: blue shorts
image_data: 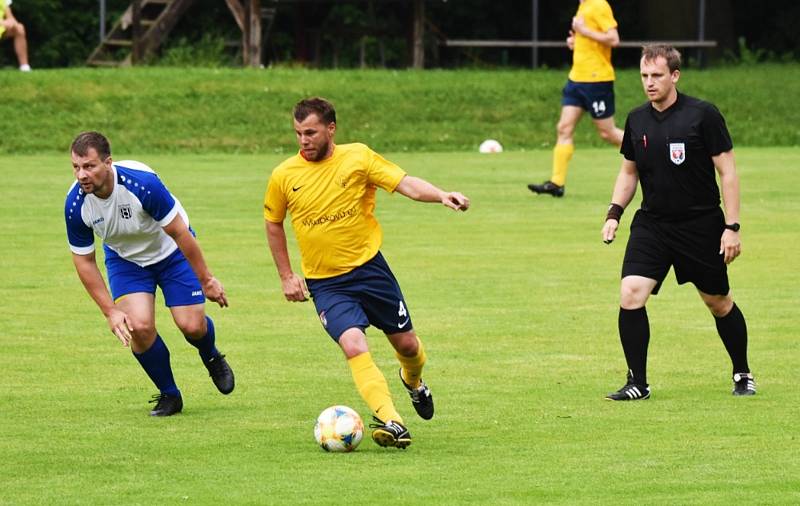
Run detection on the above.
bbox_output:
[306,252,413,341]
[561,79,616,119]
[105,247,205,307]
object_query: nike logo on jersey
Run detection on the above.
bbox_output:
[292,185,303,192]
[398,317,410,329]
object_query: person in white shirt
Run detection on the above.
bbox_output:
[65,131,234,416]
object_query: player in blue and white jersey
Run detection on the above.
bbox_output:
[65,131,235,416]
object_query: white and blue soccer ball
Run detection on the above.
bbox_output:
[314,405,364,452]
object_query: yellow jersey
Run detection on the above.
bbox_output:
[568,0,617,83]
[0,1,8,38]
[264,143,406,279]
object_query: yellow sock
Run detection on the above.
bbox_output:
[396,338,427,389]
[550,143,575,187]
[347,352,403,424]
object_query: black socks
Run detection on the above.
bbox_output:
[618,307,650,386]
[715,303,750,374]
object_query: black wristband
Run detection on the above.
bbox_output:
[606,203,624,222]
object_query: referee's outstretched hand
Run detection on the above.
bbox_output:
[602,219,619,244]
[720,229,741,264]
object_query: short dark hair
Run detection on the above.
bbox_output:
[71,131,111,160]
[293,97,336,125]
[641,44,682,73]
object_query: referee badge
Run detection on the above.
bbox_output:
[669,143,686,165]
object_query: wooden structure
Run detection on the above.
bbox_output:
[89,0,426,69]
[411,0,424,68]
[444,40,718,49]
[443,0,715,68]
[87,0,270,67]
[224,0,273,67]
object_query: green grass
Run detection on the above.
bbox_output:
[0,65,799,155]
[2,147,799,504]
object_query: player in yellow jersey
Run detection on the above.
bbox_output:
[264,97,469,449]
[528,0,622,197]
[1,0,30,71]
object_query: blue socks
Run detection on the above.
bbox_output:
[133,335,180,397]
[184,316,219,362]
[133,317,219,396]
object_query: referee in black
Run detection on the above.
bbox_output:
[601,45,754,400]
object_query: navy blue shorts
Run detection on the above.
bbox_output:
[561,79,616,119]
[306,252,413,341]
[105,247,205,307]
[622,209,729,296]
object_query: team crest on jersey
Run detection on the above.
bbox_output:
[669,143,686,165]
[319,310,328,328]
[118,204,133,219]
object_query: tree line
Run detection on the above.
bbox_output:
[2,0,797,69]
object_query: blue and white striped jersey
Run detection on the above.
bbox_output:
[64,160,189,267]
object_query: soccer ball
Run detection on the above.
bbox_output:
[314,405,364,452]
[479,139,503,153]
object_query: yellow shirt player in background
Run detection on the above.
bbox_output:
[264,97,470,449]
[1,0,30,71]
[528,0,622,197]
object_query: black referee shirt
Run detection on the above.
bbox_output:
[621,92,733,220]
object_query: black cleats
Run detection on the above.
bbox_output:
[369,417,412,449]
[399,369,434,420]
[149,393,183,416]
[733,372,756,396]
[204,354,235,394]
[527,180,565,197]
[606,371,650,401]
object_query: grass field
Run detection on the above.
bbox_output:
[2,147,799,504]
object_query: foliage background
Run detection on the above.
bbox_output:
[2,0,799,69]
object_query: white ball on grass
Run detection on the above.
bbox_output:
[479,139,503,153]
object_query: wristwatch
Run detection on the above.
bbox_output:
[724,222,741,232]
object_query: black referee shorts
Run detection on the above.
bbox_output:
[621,209,729,295]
